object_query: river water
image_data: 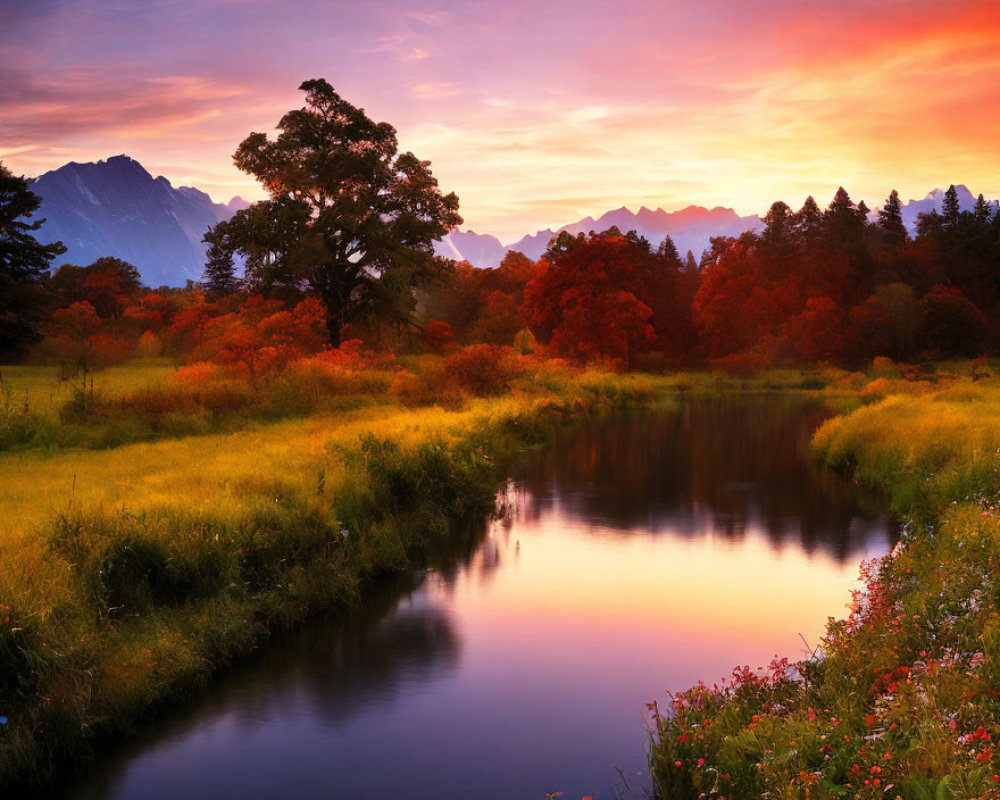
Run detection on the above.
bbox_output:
[67,395,894,800]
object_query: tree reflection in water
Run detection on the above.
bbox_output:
[516,395,894,563]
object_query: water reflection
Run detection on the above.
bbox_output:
[519,395,890,562]
[65,396,895,800]
[66,580,462,800]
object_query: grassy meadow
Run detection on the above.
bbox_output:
[0,360,178,421]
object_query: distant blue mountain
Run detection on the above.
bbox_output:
[31,156,999,283]
[898,184,998,232]
[436,204,764,267]
[32,155,247,287]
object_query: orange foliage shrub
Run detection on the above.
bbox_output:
[442,344,524,396]
[388,369,432,406]
[311,338,395,370]
[283,356,394,397]
[387,347,523,406]
[85,334,132,368]
[172,361,227,387]
[190,296,329,377]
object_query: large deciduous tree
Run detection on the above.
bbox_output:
[0,163,65,356]
[205,79,462,345]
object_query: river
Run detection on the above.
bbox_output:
[66,395,894,800]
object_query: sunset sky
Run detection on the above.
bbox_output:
[2,0,999,242]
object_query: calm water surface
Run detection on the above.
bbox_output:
[67,396,894,800]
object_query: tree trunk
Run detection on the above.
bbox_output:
[325,310,341,348]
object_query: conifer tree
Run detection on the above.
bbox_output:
[792,196,823,242]
[657,235,681,267]
[201,225,240,297]
[0,163,65,355]
[974,193,992,224]
[877,189,909,246]
[942,185,960,226]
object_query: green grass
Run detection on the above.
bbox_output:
[0,359,182,451]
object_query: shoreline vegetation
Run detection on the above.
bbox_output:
[0,354,659,791]
[0,354,994,795]
[652,361,1000,800]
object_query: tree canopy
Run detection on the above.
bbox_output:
[205,78,462,345]
[523,229,694,368]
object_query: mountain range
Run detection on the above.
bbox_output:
[893,184,997,230]
[32,155,248,287]
[516,205,762,259]
[435,205,765,267]
[26,156,998,285]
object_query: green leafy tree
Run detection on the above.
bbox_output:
[544,229,586,261]
[0,163,65,355]
[206,79,462,345]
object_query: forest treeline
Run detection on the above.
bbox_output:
[4,80,998,374]
[5,183,999,375]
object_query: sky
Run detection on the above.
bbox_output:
[1,0,999,243]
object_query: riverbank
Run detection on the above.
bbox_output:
[0,358,660,791]
[1,354,982,794]
[651,362,1000,799]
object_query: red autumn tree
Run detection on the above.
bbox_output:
[421,318,455,352]
[693,235,800,358]
[423,250,538,345]
[522,232,658,367]
[782,296,847,362]
[917,284,989,357]
[469,289,523,345]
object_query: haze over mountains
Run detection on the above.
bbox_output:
[27,156,997,286]
[435,205,765,267]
